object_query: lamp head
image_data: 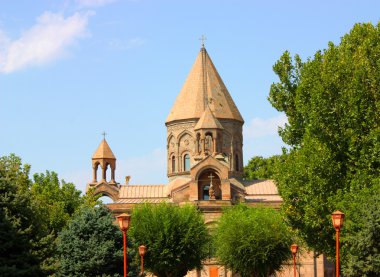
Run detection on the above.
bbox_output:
[116,213,131,232]
[139,245,147,257]
[331,210,345,230]
[290,244,299,255]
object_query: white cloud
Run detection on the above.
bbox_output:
[244,114,288,139]
[76,0,117,7]
[0,11,92,73]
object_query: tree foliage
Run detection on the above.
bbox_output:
[214,205,292,277]
[0,154,99,276]
[129,203,210,277]
[31,171,83,234]
[57,205,134,277]
[339,183,380,277]
[269,22,380,262]
[30,171,89,274]
[244,155,283,180]
[0,154,42,276]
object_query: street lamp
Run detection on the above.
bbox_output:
[138,245,147,275]
[290,244,299,277]
[331,210,345,277]
[117,213,131,277]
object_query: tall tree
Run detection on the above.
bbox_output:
[214,205,292,277]
[56,205,135,277]
[31,171,83,233]
[30,171,87,275]
[129,203,210,277]
[269,22,380,260]
[0,154,42,276]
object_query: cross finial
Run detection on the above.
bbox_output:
[199,34,207,48]
[102,131,107,140]
[208,173,214,184]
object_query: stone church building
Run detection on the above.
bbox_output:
[86,45,333,277]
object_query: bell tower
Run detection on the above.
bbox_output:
[86,136,120,202]
[90,138,116,185]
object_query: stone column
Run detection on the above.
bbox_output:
[92,165,97,183]
[101,166,106,182]
[110,166,115,184]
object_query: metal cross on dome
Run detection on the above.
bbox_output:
[102,131,107,140]
[199,34,207,47]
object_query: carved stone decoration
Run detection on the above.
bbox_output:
[179,133,194,151]
[167,122,196,132]
[209,183,215,200]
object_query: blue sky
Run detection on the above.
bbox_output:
[1,0,380,192]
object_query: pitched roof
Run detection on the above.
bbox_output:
[243,179,279,195]
[119,185,167,198]
[92,139,116,159]
[194,105,224,130]
[166,47,244,124]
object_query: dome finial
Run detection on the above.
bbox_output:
[102,131,107,140]
[199,34,207,49]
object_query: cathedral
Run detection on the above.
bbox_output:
[86,45,333,277]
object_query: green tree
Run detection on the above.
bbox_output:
[129,203,210,277]
[244,155,283,180]
[214,205,292,277]
[0,154,42,276]
[269,22,380,260]
[31,171,83,234]
[30,171,88,275]
[57,205,133,277]
[339,183,380,277]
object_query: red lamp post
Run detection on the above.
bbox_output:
[138,245,147,275]
[117,213,131,277]
[331,210,345,277]
[290,244,299,277]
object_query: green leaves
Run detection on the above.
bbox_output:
[129,203,210,277]
[214,205,292,277]
[0,154,42,276]
[56,205,132,277]
[244,155,283,180]
[0,154,101,276]
[269,22,380,274]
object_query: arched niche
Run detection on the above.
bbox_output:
[197,168,221,200]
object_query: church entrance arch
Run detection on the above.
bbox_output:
[198,169,221,200]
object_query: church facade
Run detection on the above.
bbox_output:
[86,46,333,277]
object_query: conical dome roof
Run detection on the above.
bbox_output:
[92,139,116,159]
[166,47,244,124]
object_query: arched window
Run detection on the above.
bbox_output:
[171,156,176,173]
[235,154,239,171]
[184,154,190,171]
[203,185,210,200]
